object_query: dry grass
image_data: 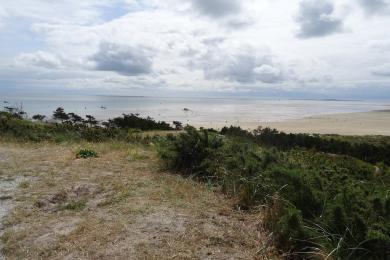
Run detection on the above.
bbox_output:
[0,140,276,259]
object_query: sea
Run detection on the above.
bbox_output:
[1,95,389,127]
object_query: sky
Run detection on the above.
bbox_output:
[1,0,390,99]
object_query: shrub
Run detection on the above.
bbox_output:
[221,125,390,165]
[157,127,390,259]
[107,113,174,131]
[32,114,46,121]
[76,149,98,159]
[158,126,223,178]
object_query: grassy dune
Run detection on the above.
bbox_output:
[0,141,273,259]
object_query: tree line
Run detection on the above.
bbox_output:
[36,107,176,131]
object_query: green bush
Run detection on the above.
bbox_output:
[157,127,390,259]
[76,149,98,159]
[158,126,223,178]
[221,125,390,165]
[107,113,174,130]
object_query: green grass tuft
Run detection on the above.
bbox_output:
[76,149,98,159]
[59,200,86,211]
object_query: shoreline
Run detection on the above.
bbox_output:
[191,110,390,136]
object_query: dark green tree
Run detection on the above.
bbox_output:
[68,112,83,125]
[53,107,69,122]
[173,121,183,130]
[85,115,98,126]
[32,114,46,121]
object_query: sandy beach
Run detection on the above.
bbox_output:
[261,110,390,136]
[194,110,390,136]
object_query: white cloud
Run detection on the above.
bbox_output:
[358,0,390,16]
[15,51,65,69]
[0,0,390,96]
[190,0,241,18]
[296,0,344,38]
[0,6,7,29]
[194,45,286,84]
[369,40,390,49]
[372,64,390,77]
[0,0,125,25]
[253,65,283,84]
[90,42,154,76]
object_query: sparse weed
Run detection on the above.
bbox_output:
[18,181,30,189]
[59,200,86,211]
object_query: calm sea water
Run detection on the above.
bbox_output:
[2,95,389,127]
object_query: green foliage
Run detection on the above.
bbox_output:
[32,114,46,121]
[85,115,98,126]
[173,121,183,130]
[158,127,390,259]
[52,107,69,122]
[76,149,98,159]
[221,126,390,165]
[67,112,83,124]
[0,108,176,143]
[158,126,223,178]
[107,113,174,131]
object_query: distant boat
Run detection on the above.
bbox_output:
[100,106,107,109]
[183,108,190,112]
[3,101,9,103]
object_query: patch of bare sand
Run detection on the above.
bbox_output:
[0,142,275,259]
[0,148,32,260]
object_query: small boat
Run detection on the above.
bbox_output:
[183,108,190,112]
[100,106,107,109]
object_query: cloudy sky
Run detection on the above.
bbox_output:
[1,0,390,98]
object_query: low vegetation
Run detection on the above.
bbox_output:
[106,113,173,131]
[0,107,175,142]
[1,107,389,259]
[76,149,98,159]
[158,127,390,259]
[221,126,390,165]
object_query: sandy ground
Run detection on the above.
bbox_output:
[193,110,390,136]
[0,142,275,260]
